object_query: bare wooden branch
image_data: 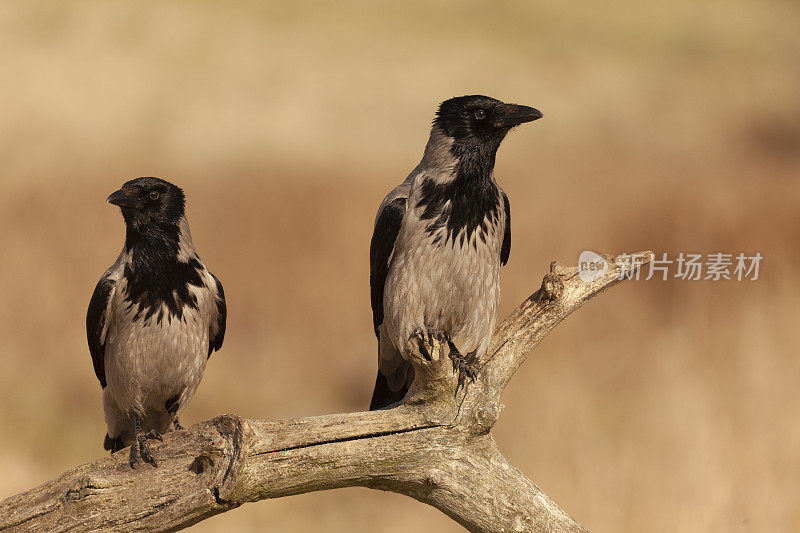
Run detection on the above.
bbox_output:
[0,252,651,533]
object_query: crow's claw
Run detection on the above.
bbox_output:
[129,435,159,468]
[411,328,436,361]
[128,415,160,469]
[443,333,478,394]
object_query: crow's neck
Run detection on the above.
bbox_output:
[121,218,203,323]
[451,145,498,198]
[417,145,500,244]
[125,224,180,268]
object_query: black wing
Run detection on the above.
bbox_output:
[500,190,511,266]
[86,276,115,389]
[370,197,407,337]
[208,273,227,358]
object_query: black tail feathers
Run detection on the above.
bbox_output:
[104,433,125,453]
[369,371,407,410]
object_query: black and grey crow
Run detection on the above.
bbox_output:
[87,177,226,467]
[369,95,542,410]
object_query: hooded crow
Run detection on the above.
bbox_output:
[87,177,226,467]
[369,95,542,410]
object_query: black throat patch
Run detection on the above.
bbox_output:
[122,224,205,324]
[416,147,501,247]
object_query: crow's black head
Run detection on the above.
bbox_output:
[107,177,185,232]
[414,96,541,244]
[433,95,542,152]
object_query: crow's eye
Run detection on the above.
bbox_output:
[473,109,486,120]
[149,191,160,200]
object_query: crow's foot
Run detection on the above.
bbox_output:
[145,429,163,441]
[128,415,160,469]
[409,328,449,363]
[130,433,159,468]
[444,334,478,394]
[410,328,435,362]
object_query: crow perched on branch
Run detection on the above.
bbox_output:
[369,95,542,410]
[87,177,226,467]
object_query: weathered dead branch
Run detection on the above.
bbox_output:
[0,252,651,532]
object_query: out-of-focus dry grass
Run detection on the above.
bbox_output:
[1,1,799,531]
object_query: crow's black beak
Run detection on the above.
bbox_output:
[107,189,139,208]
[496,104,543,128]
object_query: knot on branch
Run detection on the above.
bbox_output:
[535,269,565,303]
[472,403,504,434]
[424,469,445,487]
[65,476,100,502]
[186,414,248,508]
[187,446,220,475]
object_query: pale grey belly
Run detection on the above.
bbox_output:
[384,231,501,359]
[104,305,210,422]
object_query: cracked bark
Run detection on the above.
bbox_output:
[0,252,651,532]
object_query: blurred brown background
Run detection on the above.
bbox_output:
[1,1,798,531]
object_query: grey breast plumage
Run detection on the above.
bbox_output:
[369,167,509,410]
